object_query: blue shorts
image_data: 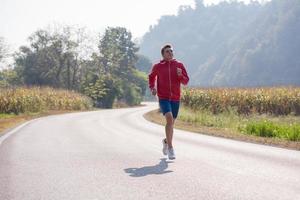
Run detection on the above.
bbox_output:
[159,99,180,119]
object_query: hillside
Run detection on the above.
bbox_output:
[139,0,300,87]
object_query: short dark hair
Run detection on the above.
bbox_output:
[161,44,172,55]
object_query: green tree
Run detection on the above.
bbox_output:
[83,27,147,108]
[0,68,23,87]
[14,25,94,90]
[12,25,147,108]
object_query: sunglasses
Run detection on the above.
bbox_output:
[165,49,173,53]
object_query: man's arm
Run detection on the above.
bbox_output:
[178,63,189,85]
[148,64,158,91]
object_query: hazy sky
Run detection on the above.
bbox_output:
[1,0,265,51]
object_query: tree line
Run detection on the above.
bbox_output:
[0,25,150,108]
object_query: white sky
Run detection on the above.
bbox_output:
[0,0,266,51]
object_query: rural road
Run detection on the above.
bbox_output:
[0,102,300,200]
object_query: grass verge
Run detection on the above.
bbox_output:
[143,106,300,150]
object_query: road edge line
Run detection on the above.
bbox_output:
[0,118,40,147]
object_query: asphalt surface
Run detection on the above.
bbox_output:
[0,102,300,200]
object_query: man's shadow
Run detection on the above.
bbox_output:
[124,158,174,177]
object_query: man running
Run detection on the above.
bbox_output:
[148,44,189,160]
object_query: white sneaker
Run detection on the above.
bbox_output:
[168,147,176,160]
[162,138,168,155]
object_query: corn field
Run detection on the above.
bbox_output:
[0,86,93,114]
[181,87,300,116]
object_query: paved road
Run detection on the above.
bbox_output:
[0,102,300,200]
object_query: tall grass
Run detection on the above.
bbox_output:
[181,86,300,116]
[0,86,93,114]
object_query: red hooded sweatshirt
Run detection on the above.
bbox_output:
[148,58,189,101]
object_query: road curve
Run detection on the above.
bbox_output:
[0,102,300,200]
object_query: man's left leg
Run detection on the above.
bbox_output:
[164,112,174,148]
[166,100,180,160]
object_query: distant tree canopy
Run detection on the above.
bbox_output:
[0,37,5,63]
[139,0,300,87]
[11,25,147,108]
[135,54,152,73]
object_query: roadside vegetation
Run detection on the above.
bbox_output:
[0,25,149,135]
[145,87,300,150]
[0,86,92,114]
[0,86,93,135]
[0,25,148,109]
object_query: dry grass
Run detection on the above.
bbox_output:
[182,86,300,115]
[0,86,93,114]
[0,86,95,136]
